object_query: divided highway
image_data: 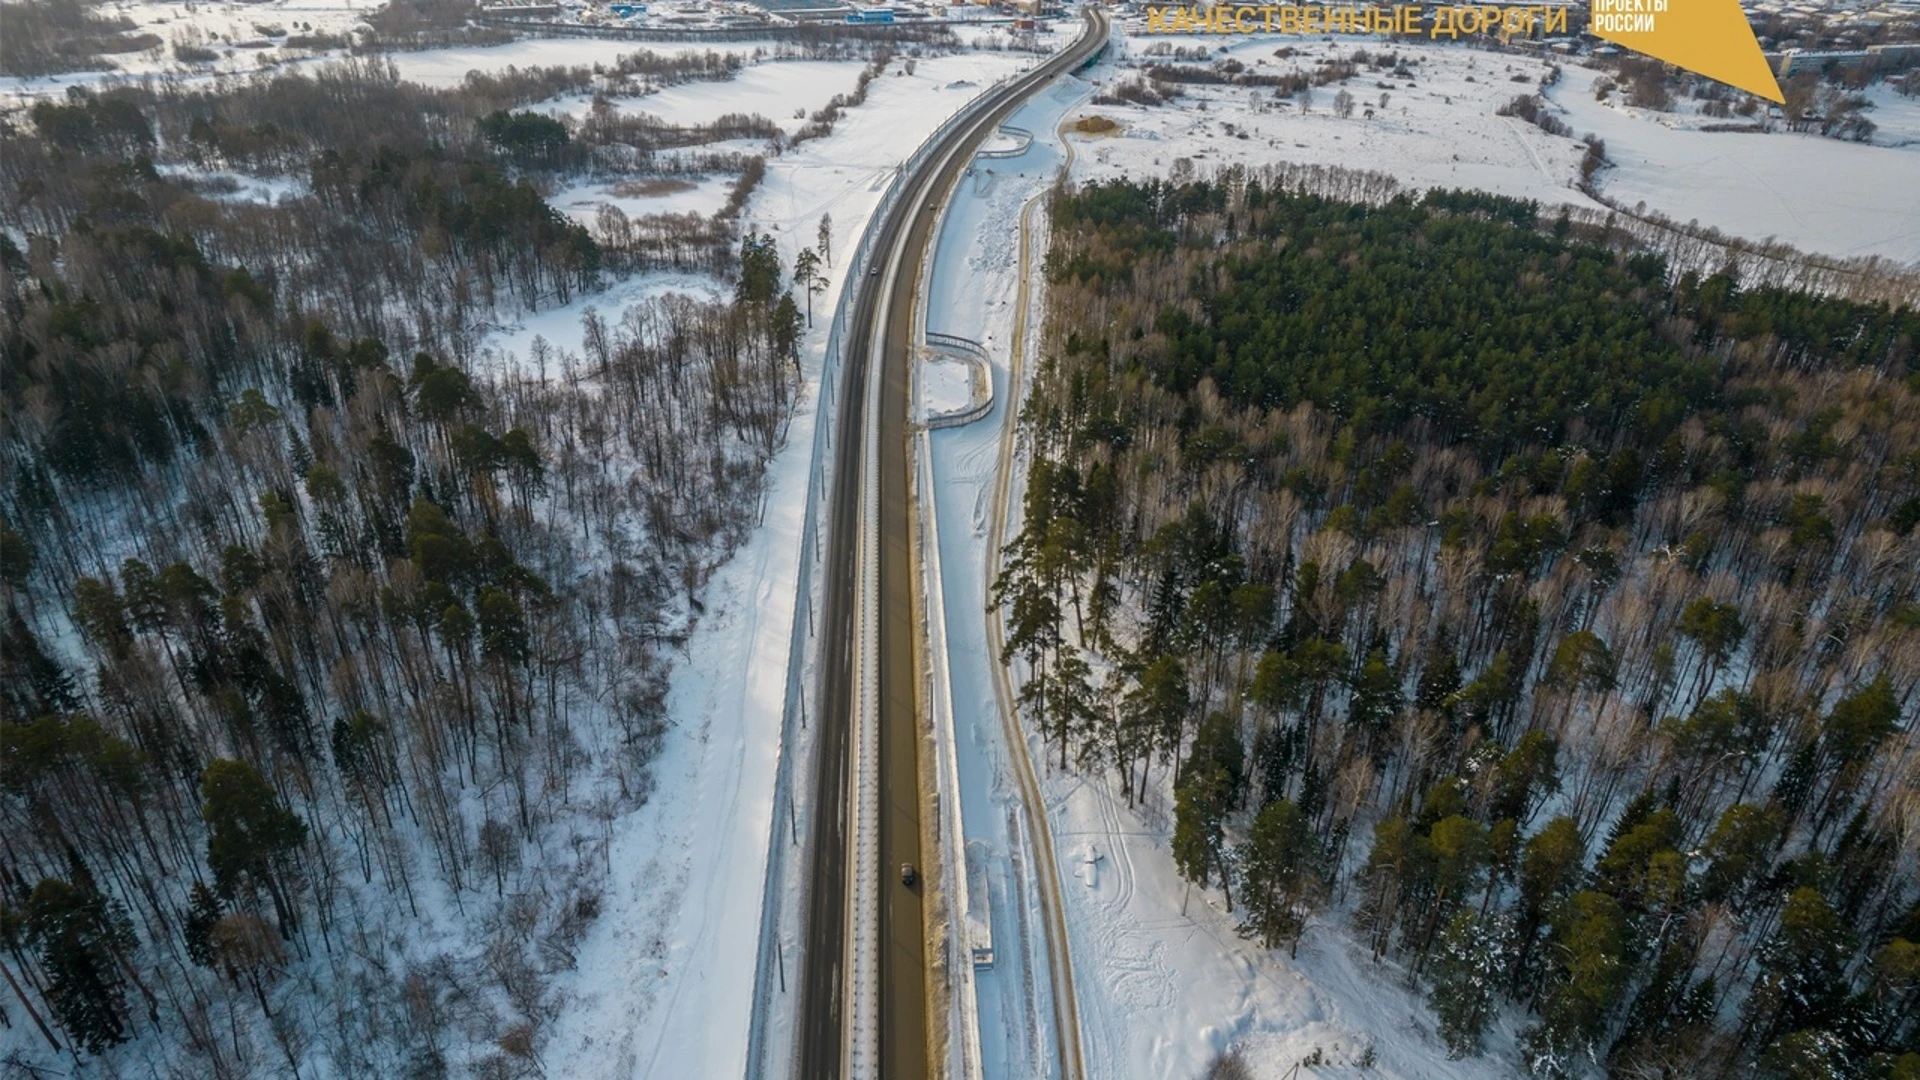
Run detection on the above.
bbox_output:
[796,10,1110,1079]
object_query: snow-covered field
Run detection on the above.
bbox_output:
[519,58,872,133]
[384,35,762,87]
[1861,81,1920,148]
[1546,65,1920,261]
[0,0,374,90]
[1075,38,1595,208]
[545,173,738,229]
[1072,35,1920,264]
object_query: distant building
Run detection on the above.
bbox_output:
[746,0,857,20]
[846,5,896,20]
[1768,41,1920,76]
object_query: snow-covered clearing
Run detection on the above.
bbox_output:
[0,0,373,90]
[1861,81,1920,148]
[384,36,764,88]
[475,270,727,378]
[1073,35,1920,264]
[527,45,1042,1078]
[157,162,308,204]
[546,173,738,230]
[523,59,871,133]
[634,58,864,129]
[1546,65,1920,262]
[1076,37,1594,208]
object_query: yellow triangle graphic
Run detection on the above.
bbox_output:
[1591,0,1784,103]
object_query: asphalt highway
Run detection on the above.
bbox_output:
[797,12,1110,1079]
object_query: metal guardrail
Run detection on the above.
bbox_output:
[975,122,1035,161]
[922,332,994,430]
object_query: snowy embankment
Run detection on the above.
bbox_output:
[530,48,1040,1079]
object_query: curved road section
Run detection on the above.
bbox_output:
[797,10,1110,1080]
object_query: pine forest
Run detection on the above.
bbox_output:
[998,172,1920,1080]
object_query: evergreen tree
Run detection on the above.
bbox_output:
[201,759,307,932]
[1526,890,1631,1077]
[1239,797,1321,955]
[735,232,782,307]
[1347,646,1402,749]
[1429,909,1507,1058]
[1173,713,1243,907]
[1123,655,1189,796]
[23,877,137,1053]
[1744,888,1855,1050]
[792,247,822,326]
[182,881,223,969]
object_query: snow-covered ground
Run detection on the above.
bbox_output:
[1861,81,1920,149]
[1075,38,1594,209]
[0,0,374,90]
[1546,65,1920,261]
[918,354,972,420]
[545,174,739,230]
[521,58,871,133]
[384,36,762,87]
[1071,36,1920,264]
[157,162,308,204]
[474,270,727,378]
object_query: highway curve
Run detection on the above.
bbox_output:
[797,10,1110,1079]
